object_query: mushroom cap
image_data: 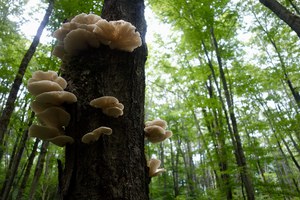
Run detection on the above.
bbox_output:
[53,28,70,41]
[109,20,142,52]
[31,70,58,81]
[93,126,112,135]
[53,13,103,58]
[64,29,100,55]
[52,42,65,59]
[165,130,173,139]
[61,22,79,31]
[93,19,116,45]
[31,100,57,114]
[35,91,77,105]
[48,135,74,147]
[90,96,119,108]
[27,80,63,96]
[36,107,71,129]
[115,102,124,110]
[77,23,98,32]
[103,107,123,118]
[71,13,102,24]
[151,168,166,177]
[93,19,142,52]
[148,158,161,169]
[144,125,166,143]
[28,124,61,140]
[81,132,98,144]
[53,77,67,89]
[145,119,167,129]
[148,158,166,177]
[82,126,112,144]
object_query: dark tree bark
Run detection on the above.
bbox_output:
[0,0,53,147]
[259,0,300,38]
[60,0,148,199]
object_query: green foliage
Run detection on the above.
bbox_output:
[49,0,104,31]
[1,0,300,199]
[145,0,300,199]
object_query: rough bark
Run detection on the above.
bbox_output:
[0,0,54,146]
[259,0,300,38]
[59,0,148,199]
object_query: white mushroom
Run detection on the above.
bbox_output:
[53,76,67,89]
[35,91,77,105]
[90,96,119,108]
[148,158,166,177]
[102,107,124,118]
[30,100,54,114]
[52,42,65,59]
[144,125,166,143]
[145,119,167,129]
[94,19,142,52]
[90,96,124,118]
[36,106,71,129]
[52,13,142,60]
[48,135,74,147]
[71,13,102,24]
[64,29,100,55]
[27,80,63,96]
[28,124,61,140]
[31,70,58,82]
[82,126,112,144]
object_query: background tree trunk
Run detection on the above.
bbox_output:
[259,0,300,38]
[210,27,255,200]
[16,138,40,200]
[28,141,50,200]
[0,111,35,200]
[60,0,148,199]
[0,0,53,147]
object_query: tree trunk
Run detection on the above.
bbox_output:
[59,0,148,199]
[16,138,40,200]
[203,77,232,200]
[210,27,255,200]
[280,136,300,172]
[259,0,300,38]
[170,138,180,197]
[28,141,50,200]
[0,0,53,147]
[288,0,300,15]
[258,99,300,194]
[0,111,35,200]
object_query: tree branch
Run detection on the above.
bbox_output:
[259,0,300,38]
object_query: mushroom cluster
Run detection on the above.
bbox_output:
[81,126,112,144]
[145,119,173,177]
[148,158,166,177]
[90,96,124,118]
[144,119,173,143]
[53,13,142,59]
[27,70,77,147]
